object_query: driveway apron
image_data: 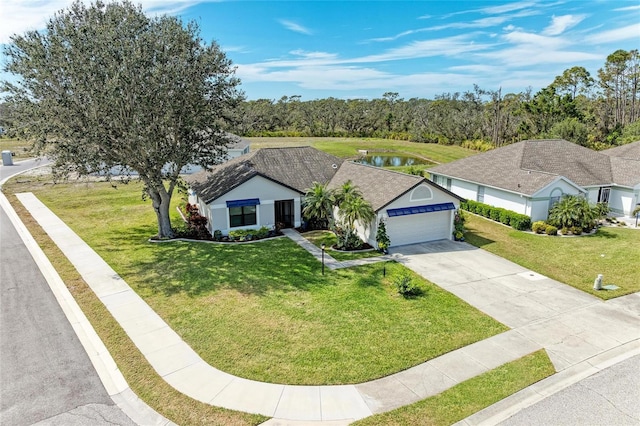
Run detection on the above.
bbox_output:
[391,240,640,372]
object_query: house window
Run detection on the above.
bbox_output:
[410,185,433,201]
[598,187,611,204]
[446,178,452,191]
[229,205,257,227]
[549,189,563,211]
[477,186,485,203]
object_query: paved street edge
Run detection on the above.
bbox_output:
[0,189,173,426]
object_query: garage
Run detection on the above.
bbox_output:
[385,203,453,246]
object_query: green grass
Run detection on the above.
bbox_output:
[4,180,266,425]
[247,136,475,166]
[301,229,383,261]
[354,349,555,426]
[464,214,640,299]
[0,137,34,160]
[7,177,507,385]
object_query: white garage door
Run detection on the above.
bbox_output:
[386,211,451,246]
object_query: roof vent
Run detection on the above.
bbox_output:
[332,164,338,169]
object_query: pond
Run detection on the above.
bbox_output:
[356,153,433,167]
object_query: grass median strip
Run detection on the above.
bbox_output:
[353,349,555,426]
[5,189,267,426]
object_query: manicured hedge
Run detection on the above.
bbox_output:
[460,200,531,231]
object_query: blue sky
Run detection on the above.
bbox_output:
[1,1,639,100]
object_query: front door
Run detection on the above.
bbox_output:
[275,199,294,229]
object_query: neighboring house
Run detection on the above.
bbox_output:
[429,139,640,222]
[185,146,463,246]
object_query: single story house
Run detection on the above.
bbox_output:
[428,139,640,222]
[185,146,463,247]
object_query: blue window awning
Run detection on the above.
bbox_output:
[226,198,260,208]
[387,202,455,217]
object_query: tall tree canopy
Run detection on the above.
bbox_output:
[2,0,242,238]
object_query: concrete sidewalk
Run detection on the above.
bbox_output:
[16,192,640,424]
[281,228,395,270]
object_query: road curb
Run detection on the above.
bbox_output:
[1,167,174,426]
[455,340,640,425]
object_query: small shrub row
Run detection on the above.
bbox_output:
[228,226,272,241]
[532,221,558,235]
[460,200,531,231]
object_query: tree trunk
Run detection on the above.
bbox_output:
[148,184,175,239]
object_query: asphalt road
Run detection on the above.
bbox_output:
[499,354,640,425]
[0,159,134,425]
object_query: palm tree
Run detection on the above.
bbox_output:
[548,195,595,230]
[302,182,334,229]
[334,180,363,208]
[340,195,375,231]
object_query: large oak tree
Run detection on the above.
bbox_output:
[2,1,242,238]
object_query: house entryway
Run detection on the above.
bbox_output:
[275,199,294,228]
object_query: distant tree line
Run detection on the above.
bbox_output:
[228,49,640,150]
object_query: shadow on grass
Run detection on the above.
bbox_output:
[464,232,495,248]
[592,228,620,239]
[100,232,330,297]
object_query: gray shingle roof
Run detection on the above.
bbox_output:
[601,140,640,160]
[327,161,462,211]
[185,147,342,203]
[601,141,640,187]
[429,139,640,194]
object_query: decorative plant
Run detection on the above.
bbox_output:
[453,210,466,240]
[302,182,335,230]
[394,273,421,298]
[376,220,391,253]
[548,195,596,231]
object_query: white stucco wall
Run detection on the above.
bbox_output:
[529,180,585,221]
[609,186,639,216]
[448,179,478,201]
[203,175,301,234]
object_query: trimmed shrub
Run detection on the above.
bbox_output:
[545,225,558,235]
[499,209,511,225]
[570,226,583,235]
[509,214,531,231]
[394,274,422,298]
[490,207,501,222]
[561,227,570,235]
[460,200,531,231]
[532,221,547,234]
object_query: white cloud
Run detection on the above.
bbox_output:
[0,0,202,43]
[354,36,490,63]
[278,19,312,35]
[613,5,640,12]
[543,14,586,36]
[479,1,538,15]
[584,23,640,44]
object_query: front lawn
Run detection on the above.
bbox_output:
[464,214,640,299]
[7,178,507,385]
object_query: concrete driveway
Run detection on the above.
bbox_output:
[391,240,640,372]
